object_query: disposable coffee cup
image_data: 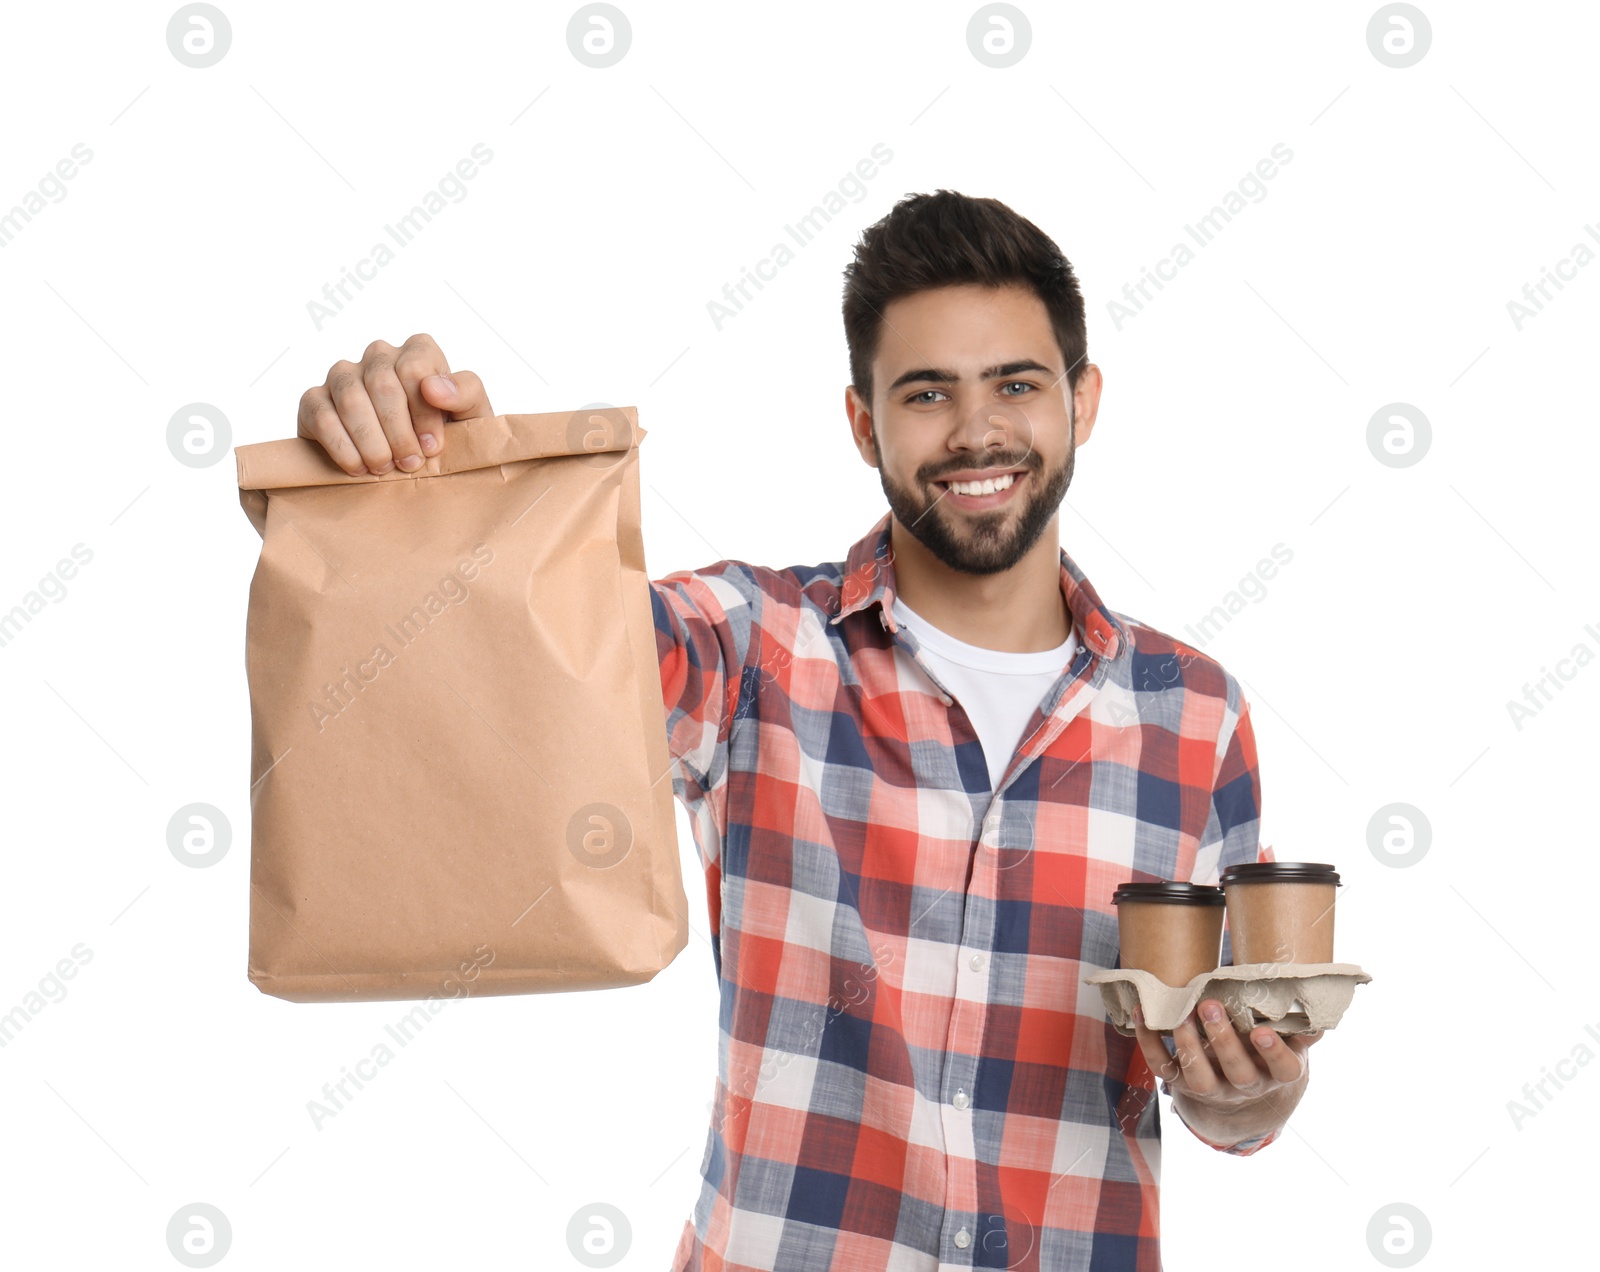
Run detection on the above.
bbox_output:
[1112,882,1226,989]
[1218,862,1340,964]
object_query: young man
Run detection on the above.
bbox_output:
[296,190,1318,1271]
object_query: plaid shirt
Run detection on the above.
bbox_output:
[651,510,1276,1272]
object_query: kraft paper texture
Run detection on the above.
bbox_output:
[236,408,688,1002]
[1085,963,1373,1036]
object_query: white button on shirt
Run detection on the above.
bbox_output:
[890,595,1079,793]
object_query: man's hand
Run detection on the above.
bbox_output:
[297,333,493,476]
[1133,998,1321,1145]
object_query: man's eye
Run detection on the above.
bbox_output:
[1001,381,1035,395]
[908,389,947,404]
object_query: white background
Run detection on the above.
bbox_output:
[1,1,1592,1268]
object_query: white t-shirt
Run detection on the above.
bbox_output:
[890,594,1079,792]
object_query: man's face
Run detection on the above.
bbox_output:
[850,283,1094,576]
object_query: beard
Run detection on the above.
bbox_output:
[875,428,1075,576]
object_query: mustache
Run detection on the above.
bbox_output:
[923,455,1038,484]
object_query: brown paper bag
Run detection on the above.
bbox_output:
[235,407,687,1002]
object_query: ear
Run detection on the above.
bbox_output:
[1071,363,1104,448]
[845,384,879,467]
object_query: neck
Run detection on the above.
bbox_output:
[888,515,1070,652]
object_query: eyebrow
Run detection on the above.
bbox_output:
[886,359,1057,393]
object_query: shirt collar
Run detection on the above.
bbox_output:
[828,511,1128,660]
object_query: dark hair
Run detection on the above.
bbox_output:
[841,189,1087,409]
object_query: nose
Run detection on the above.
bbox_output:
[947,398,1035,467]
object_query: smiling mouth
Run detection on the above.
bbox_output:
[937,471,1019,492]
[933,468,1028,509]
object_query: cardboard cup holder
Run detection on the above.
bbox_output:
[1085,962,1372,1037]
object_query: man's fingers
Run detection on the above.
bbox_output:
[396,332,494,459]
[294,334,495,475]
[415,367,493,454]
[1198,1001,1271,1091]
[395,333,451,456]
[423,366,492,420]
[1251,1026,1312,1084]
[1134,1000,1322,1098]
[1131,1009,1179,1085]
[325,361,396,474]
[298,383,368,476]
[360,339,430,472]
[1170,1015,1222,1095]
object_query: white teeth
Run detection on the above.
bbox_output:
[947,472,1015,496]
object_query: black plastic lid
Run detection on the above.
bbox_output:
[1112,881,1225,906]
[1218,862,1341,886]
